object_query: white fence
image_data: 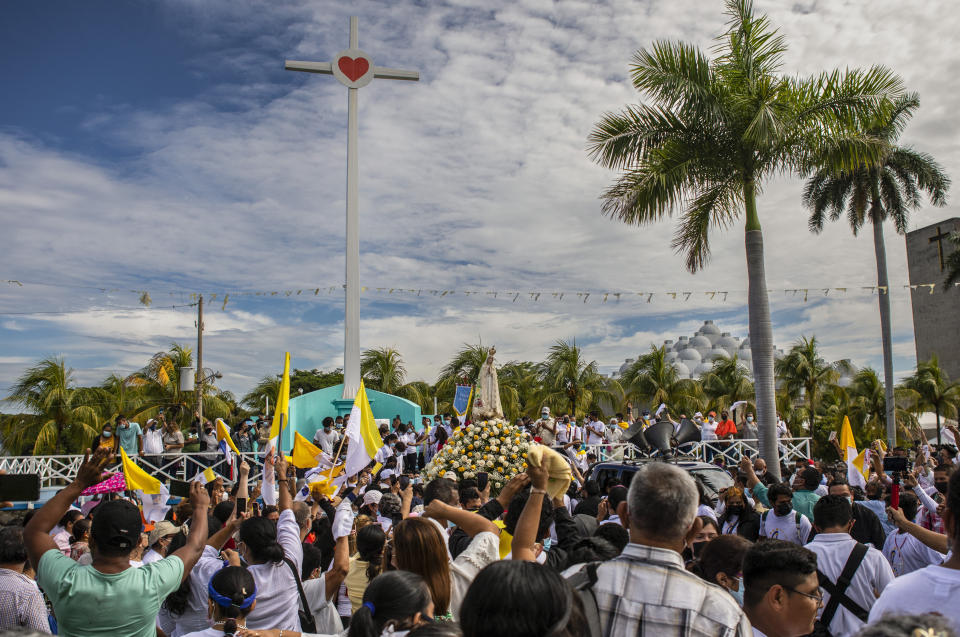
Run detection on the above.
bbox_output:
[1,439,811,489]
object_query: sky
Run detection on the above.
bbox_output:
[1,0,958,400]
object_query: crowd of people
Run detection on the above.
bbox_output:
[0,406,959,637]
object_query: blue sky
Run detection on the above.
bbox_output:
[2,0,958,398]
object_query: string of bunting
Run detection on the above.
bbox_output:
[5,278,957,310]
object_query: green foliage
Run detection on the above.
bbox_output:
[538,340,623,417]
[621,346,703,415]
[290,368,344,395]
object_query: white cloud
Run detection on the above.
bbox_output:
[1,0,956,396]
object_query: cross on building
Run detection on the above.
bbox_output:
[285,17,419,401]
[928,225,951,271]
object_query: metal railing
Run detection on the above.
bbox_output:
[0,438,811,489]
[578,437,811,465]
[0,452,267,489]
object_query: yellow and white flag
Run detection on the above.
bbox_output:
[192,466,217,485]
[264,352,290,457]
[120,448,170,523]
[291,432,324,469]
[344,381,383,478]
[840,416,867,489]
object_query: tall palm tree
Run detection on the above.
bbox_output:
[97,373,148,423]
[538,340,621,417]
[360,347,427,407]
[845,367,918,444]
[4,356,102,454]
[588,0,901,478]
[621,346,703,415]
[129,343,230,425]
[775,336,850,448]
[700,355,754,415]
[498,361,544,421]
[241,375,282,416]
[803,94,950,447]
[899,356,960,446]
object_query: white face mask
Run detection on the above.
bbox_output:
[747,416,754,423]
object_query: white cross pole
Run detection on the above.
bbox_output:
[285,17,419,401]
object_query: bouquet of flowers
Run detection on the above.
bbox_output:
[424,419,531,491]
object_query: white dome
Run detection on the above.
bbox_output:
[706,346,727,361]
[673,361,691,378]
[739,348,753,360]
[698,320,721,335]
[740,337,751,349]
[716,333,739,349]
[694,362,713,376]
[679,348,702,362]
[690,335,712,349]
[665,350,680,362]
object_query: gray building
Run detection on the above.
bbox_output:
[906,217,960,382]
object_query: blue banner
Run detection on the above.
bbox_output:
[453,385,473,418]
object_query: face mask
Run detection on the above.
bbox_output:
[103,431,112,438]
[691,540,708,558]
[746,417,754,423]
[730,582,744,607]
[542,414,549,419]
[726,504,744,516]
[709,417,716,423]
[936,482,949,494]
[205,428,213,434]
[446,520,457,530]
[444,420,451,426]
[774,503,793,516]
[149,424,157,431]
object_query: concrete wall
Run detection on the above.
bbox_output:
[906,217,960,381]
[287,384,422,444]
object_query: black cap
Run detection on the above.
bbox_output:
[91,500,142,550]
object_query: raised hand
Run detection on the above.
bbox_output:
[76,447,114,487]
[190,479,211,512]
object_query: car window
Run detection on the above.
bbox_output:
[691,467,733,494]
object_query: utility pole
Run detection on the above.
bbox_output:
[196,295,204,426]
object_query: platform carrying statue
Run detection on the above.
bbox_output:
[472,346,504,421]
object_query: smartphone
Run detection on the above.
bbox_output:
[399,475,410,490]
[828,431,837,442]
[0,474,40,501]
[251,501,261,516]
[882,456,908,476]
[477,472,488,492]
[169,479,191,498]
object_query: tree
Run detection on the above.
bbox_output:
[97,373,148,424]
[775,336,850,451]
[587,0,901,478]
[843,367,918,445]
[129,343,231,425]
[360,347,427,407]
[290,368,344,395]
[241,375,282,415]
[498,361,544,421]
[803,94,950,447]
[946,231,960,286]
[899,356,960,447]
[621,346,703,415]
[538,340,621,417]
[3,356,102,454]
[700,354,754,415]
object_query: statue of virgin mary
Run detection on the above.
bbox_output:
[472,346,504,421]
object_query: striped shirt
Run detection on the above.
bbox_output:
[564,543,751,637]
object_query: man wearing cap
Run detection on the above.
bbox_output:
[142,520,182,565]
[536,407,557,447]
[23,447,211,637]
[141,418,164,472]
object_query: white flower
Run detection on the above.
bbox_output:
[481,433,489,439]
[452,461,460,468]
[498,455,506,464]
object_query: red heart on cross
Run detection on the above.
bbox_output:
[338,56,370,82]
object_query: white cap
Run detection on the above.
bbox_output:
[694,412,703,419]
[362,491,383,507]
[146,418,157,425]
[541,406,550,414]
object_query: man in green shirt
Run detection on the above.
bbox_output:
[24,447,210,637]
[739,457,821,521]
[115,416,142,458]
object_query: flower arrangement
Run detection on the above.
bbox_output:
[424,419,531,491]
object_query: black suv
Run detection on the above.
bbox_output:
[585,459,733,505]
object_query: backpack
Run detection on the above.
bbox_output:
[807,543,869,637]
[564,562,603,637]
[761,509,803,542]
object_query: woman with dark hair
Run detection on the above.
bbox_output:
[688,535,752,605]
[181,565,257,637]
[718,487,760,541]
[69,518,91,561]
[300,543,347,634]
[346,525,386,613]
[459,560,585,637]
[683,515,721,564]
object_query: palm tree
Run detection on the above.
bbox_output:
[538,340,621,417]
[499,361,545,421]
[97,373,148,423]
[587,0,901,478]
[621,346,703,415]
[360,347,427,407]
[241,375,282,416]
[803,94,950,447]
[129,343,231,425]
[775,336,850,448]
[946,231,960,286]
[4,356,102,454]
[899,356,960,446]
[701,355,754,415]
[845,367,918,444]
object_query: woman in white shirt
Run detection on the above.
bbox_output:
[181,565,257,637]
[389,501,500,621]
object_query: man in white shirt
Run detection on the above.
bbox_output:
[868,468,960,633]
[555,416,571,444]
[536,406,557,446]
[761,483,813,546]
[805,495,894,637]
[313,417,339,455]
[585,411,606,445]
[743,539,821,637]
[141,418,165,470]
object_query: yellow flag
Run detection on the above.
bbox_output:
[215,419,241,456]
[840,416,866,488]
[121,448,162,495]
[291,432,323,469]
[345,381,384,477]
[267,353,290,453]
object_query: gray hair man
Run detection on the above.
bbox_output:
[564,463,751,636]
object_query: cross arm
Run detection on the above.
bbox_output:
[373,66,419,81]
[285,60,333,74]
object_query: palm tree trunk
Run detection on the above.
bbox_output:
[872,219,897,448]
[935,405,941,447]
[744,182,781,480]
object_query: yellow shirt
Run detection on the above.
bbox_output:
[345,556,372,613]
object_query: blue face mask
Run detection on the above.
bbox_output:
[444,420,451,426]
[730,582,744,607]
[446,520,457,530]
[102,431,112,438]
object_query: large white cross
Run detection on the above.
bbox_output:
[286,17,419,400]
